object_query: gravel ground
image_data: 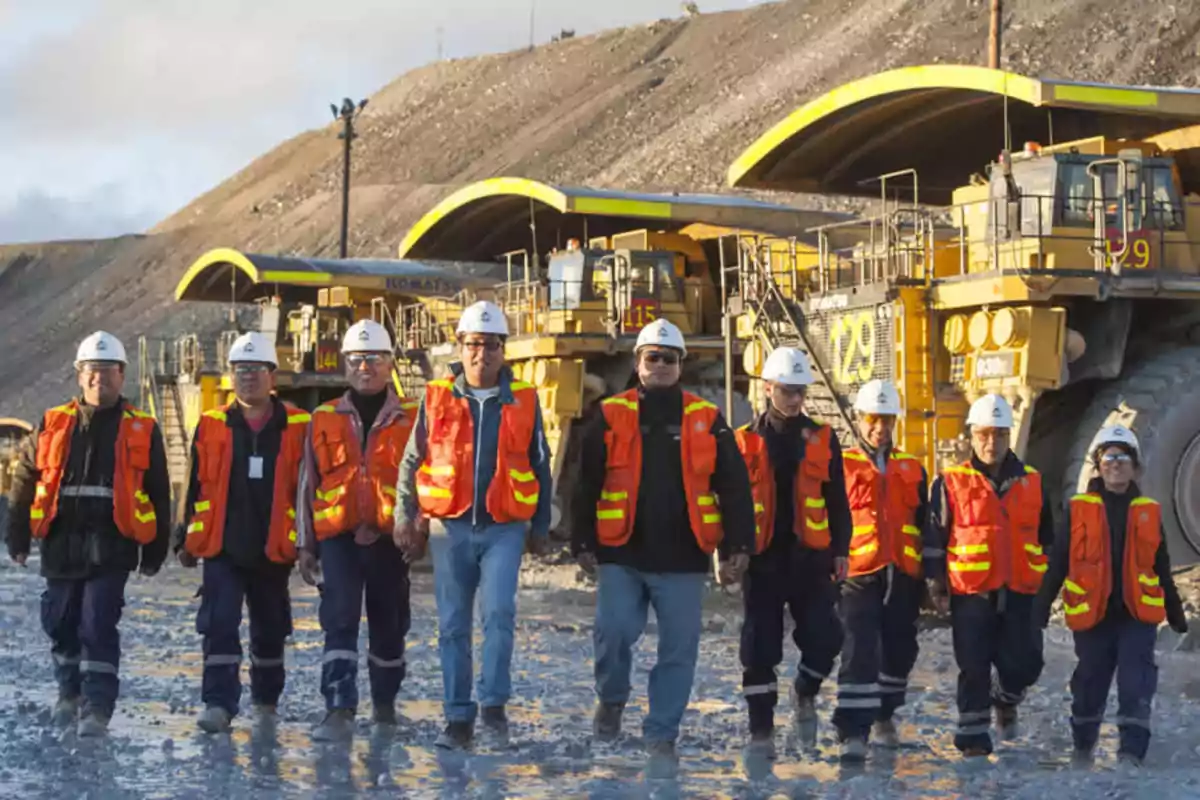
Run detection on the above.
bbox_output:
[1,555,1200,798]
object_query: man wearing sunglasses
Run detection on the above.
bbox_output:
[6,331,171,737]
[925,393,1054,757]
[832,379,927,761]
[571,318,755,760]
[297,319,419,742]
[733,346,852,756]
[1035,424,1186,767]
[394,300,553,751]
[176,332,309,734]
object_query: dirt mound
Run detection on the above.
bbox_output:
[4,0,1200,418]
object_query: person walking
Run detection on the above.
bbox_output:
[1035,424,1187,766]
[394,300,553,751]
[571,318,756,759]
[5,331,170,736]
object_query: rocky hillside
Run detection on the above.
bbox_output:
[4,0,1200,419]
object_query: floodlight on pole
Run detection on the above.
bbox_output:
[331,96,368,258]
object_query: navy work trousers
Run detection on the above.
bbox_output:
[1070,614,1157,760]
[740,546,843,733]
[950,590,1044,753]
[832,568,921,741]
[197,557,293,715]
[318,534,411,712]
[41,570,129,716]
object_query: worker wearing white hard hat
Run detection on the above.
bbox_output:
[569,316,755,757]
[831,378,928,759]
[6,330,171,737]
[176,330,310,734]
[296,317,419,742]
[1035,421,1186,766]
[731,346,852,756]
[395,298,553,751]
[926,392,1055,757]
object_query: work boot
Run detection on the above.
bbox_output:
[873,718,901,749]
[435,721,474,750]
[994,704,1019,740]
[1071,747,1094,767]
[839,737,869,763]
[960,744,992,758]
[593,702,624,742]
[1117,751,1144,768]
[646,739,676,759]
[748,727,776,759]
[312,709,355,742]
[480,706,510,746]
[51,695,80,727]
[252,703,277,721]
[371,703,397,729]
[794,695,818,747]
[197,706,233,734]
[77,710,111,738]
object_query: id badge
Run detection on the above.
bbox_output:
[249,456,264,480]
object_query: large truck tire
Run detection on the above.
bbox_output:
[1062,346,1200,566]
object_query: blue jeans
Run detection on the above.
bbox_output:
[594,564,705,743]
[430,519,527,724]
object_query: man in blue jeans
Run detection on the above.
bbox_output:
[394,300,553,750]
[571,318,756,759]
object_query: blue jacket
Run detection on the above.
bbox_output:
[396,363,553,536]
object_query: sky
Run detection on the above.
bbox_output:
[0,0,758,244]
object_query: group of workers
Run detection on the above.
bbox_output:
[1,305,1189,768]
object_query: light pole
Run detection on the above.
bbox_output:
[330,97,368,258]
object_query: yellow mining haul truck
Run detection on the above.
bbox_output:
[727,64,1200,565]
[145,249,510,494]
[0,417,33,530]
[387,180,849,532]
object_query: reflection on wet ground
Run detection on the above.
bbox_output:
[0,561,1198,797]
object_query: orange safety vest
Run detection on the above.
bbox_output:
[184,402,311,564]
[310,397,419,539]
[942,461,1047,595]
[733,423,832,554]
[843,447,923,578]
[595,389,724,554]
[1061,493,1166,631]
[30,400,158,545]
[415,378,540,522]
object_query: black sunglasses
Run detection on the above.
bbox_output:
[643,352,680,366]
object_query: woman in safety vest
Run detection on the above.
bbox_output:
[832,379,927,761]
[1035,424,1187,767]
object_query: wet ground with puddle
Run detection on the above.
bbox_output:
[1,556,1199,798]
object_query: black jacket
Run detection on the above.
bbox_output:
[924,451,1056,592]
[745,408,853,560]
[571,384,756,573]
[176,399,293,571]
[1035,478,1185,628]
[5,397,171,579]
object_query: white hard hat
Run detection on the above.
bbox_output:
[456,300,509,337]
[761,346,814,386]
[1089,424,1140,459]
[635,318,687,356]
[228,331,278,367]
[854,379,901,415]
[342,319,393,354]
[75,331,127,366]
[966,393,1013,429]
